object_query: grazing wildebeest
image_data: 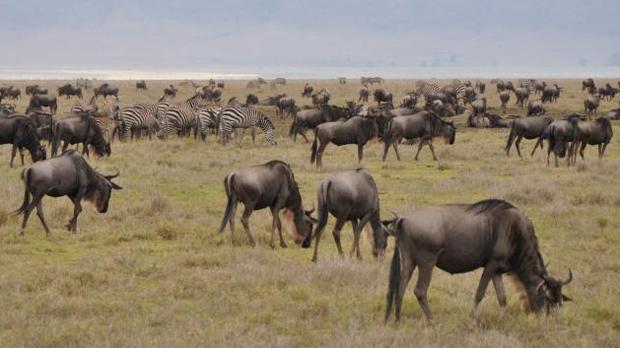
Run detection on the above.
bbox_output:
[3,86,21,100]
[301,83,314,97]
[546,115,580,167]
[163,85,177,98]
[218,160,316,248]
[400,93,418,109]
[361,76,384,85]
[289,105,351,142]
[26,95,58,115]
[495,80,506,93]
[217,81,225,89]
[27,110,54,144]
[505,115,553,157]
[382,111,455,161]
[373,88,393,106]
[385,199,573,322]
[301,168,389,262]
[16,149,122,235]
[93,83,119,100]
[358,85,369,103]
[25,85,48,96]
[57,84,83,99]
[499,91,510,113]
[534,80,547,95]
[527,100,545,116]
[338,77,347,85]
[471,96,487,117]
[310,115,378,169]
[584,95,600,117]
[312,89,330,107]
[571,117,613,163]
[598,83,618,101]
[136,80,147,90]
[245,94,259,106]
[264,94,296,119]
[582,78,595,93]
[52,114,111,158]
[514,87,530,108]
[0,115,46,167]
[475,80,486,94]
[462,86,477,105]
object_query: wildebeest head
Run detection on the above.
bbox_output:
[533,270,573,313]
[35,145,47,162]
[288,208,317,245]
[91,171,123,213]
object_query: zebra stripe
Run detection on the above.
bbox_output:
[415,81,441,96]
[196,106,222,140]
[121,104,162,140]
[517,79,535,91]
[157,95,207,139]
[218,106,276,145]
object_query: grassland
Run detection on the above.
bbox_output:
[0,78,618,347]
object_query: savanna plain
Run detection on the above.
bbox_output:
[0,79,618,347]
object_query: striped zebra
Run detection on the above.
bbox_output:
[517,79,535,91]
[157,94,208,139]
[195,106,222,140]
[415,80,441,97]
[120,103,166,141]
[218,106,276,145]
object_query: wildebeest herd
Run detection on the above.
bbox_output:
[2,76,618,323]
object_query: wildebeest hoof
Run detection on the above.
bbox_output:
[65,223,72,231]
[269,242,276,249]
[280,241,287,248]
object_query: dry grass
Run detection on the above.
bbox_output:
[0,78,618,347]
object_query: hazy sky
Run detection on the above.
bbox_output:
[2,0,618,70]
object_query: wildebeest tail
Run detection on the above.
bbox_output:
[310,129,319,163]
[385,221,401,322]
[303,180,330,248]
[218,174,236,233]
[15,168,32,215]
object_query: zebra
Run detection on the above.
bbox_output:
[218,106,276,145]
[517,79,535,91]
[157,95,207,139]
[120,103,164,141]
[415,80,441,97]
[195,106,222,140]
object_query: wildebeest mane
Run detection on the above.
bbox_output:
[467,199,516,215]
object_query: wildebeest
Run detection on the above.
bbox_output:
[471,96,487,117]
[25,85,48,96]
[164,85,177,98]
[495,80,506,93]
[312,89,330,107]
[527,100,545,116]
[263,94,296,118]
[505,115,553,157]
[0,115,46,167]
[373,88,393,106]
[246,79,267,89]
[584,95,600,117]
[289,105,351,142]
[338,77,347,85]
[302,168,389,262]
[310,115,378,169]
[218,160,315,248]
[462,86,476,105]
[136,80,147,90]
[26,95,58,115]
[27,110,54,144]
[0,103,16,116]
[93,83,119,100]
[571,117,613,163]
[57,84,83,99]
[382,111,455,161]
[514,87,530,108]
[2,86,21,100]
[597,83,618,101]
[475,80,486,94]
[358,85,369,103]
[467,113,515,129]
[361,76,384,85]
[582,78,595,93]
[16,149,122,235]
[546,115,580,167]
[52,114,111,157]
[301,83,314,97]
[499,91,510,113]
[385,199,573,322]
[541,84,561,103]
[245,94,259,106]
[400,93,418,109]
[534,80,547,95]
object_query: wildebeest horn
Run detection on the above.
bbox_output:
[104,171,120,180]
[390,210,399,218]
[305,208,315,215]
[562,269,573,285]
[536,279,545,293]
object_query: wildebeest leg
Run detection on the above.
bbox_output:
[240,202,257,247]
[492,274,507,307]
[414,140,426,161]
[269,205,285,249]
[580,142,587,161]
[357,144,364,163]
[515,136,523,158]
[228,201,239,245]
[10,144,17,168]
[300,131,309,143]
[349,218,360,258]
[332,217,347,256]
[600,143,608,158]
[67,196,83,233]
[352,212,372,260]
[473,264,498,311]
[19,193,44,236]
[35,201,51,236]
[19,147,25,166]
[531,138,542,157]
[317,143,328,169]
[414,259,437,322]
[394,251,416,321]
[82,142,90,158]
[427,140,438,161]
